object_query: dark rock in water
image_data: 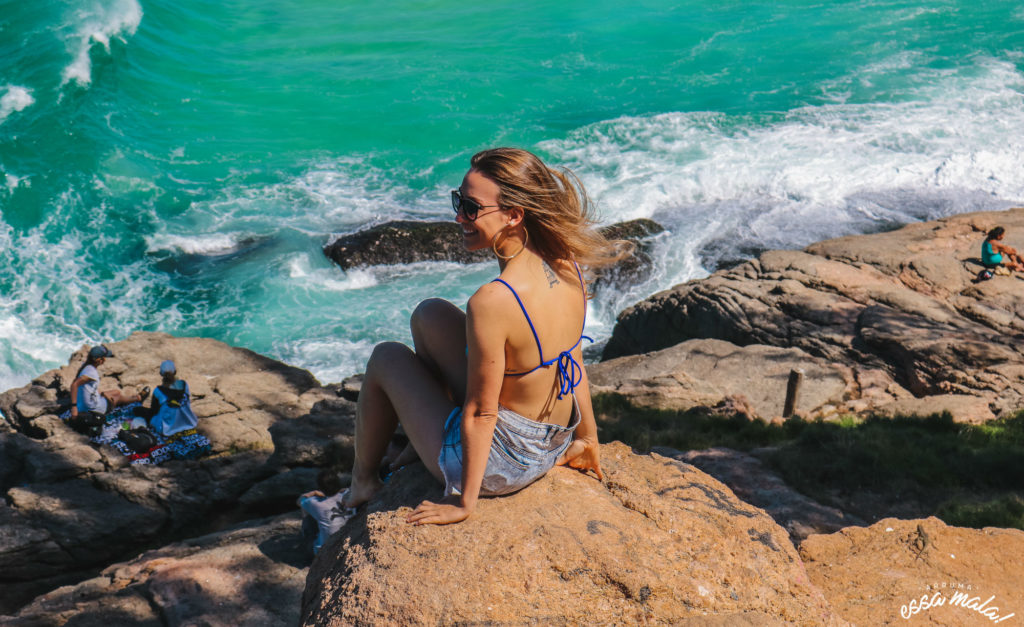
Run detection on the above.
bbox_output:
[592,218,666,292]
[598,217,664,242]
[321,219,666,289]
[323,221,492,269]
[602,208,1024,420]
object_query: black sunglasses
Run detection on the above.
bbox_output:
[451,189,501,221]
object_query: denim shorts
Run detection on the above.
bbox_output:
[438,399,580,497]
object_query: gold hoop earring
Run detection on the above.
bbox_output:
[492,226,529,261]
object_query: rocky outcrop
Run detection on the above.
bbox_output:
[0,332,354,614]
[5,513,308,627]
[301,442,844,626]
[589,338,910,420]
[604,209,1024,419]
[323,218,665,292]
[801,517,1024,625]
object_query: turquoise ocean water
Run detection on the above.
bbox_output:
[1,0,1023,390]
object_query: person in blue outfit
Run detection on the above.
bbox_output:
[343,148,625,526]
[69,345,148,421]
[143,360,199,437]
[980,226,1024,279]
[298,470,353,555]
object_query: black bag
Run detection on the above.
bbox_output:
[69,411,105,437]
[118,427,157,453]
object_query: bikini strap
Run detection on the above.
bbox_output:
[491,278,545,364]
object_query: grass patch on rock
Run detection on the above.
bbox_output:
[592,392,799,451]
[594,393,1024,531]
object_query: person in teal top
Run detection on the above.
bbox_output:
[982,226,1023,273]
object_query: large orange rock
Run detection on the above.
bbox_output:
[301,442,846,625]
[800,516,1024,625]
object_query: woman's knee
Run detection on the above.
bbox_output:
[368,341,414,370]
[411,298,456,335]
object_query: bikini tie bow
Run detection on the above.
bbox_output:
[555,335,593,399]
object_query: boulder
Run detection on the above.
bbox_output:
[301,442,844,625]
[801,517,1024,625]
[604,209,1024,418]
[589,338,887,420]
[324,221,492,269]
[6,513,309,627]
[655,447,866,543]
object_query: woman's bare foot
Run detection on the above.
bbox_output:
[343,472,384,509]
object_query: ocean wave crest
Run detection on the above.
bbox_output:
[0,85,35,125]
[61,0,142,87]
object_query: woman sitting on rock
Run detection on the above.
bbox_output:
[980,226,1024,277]
[69,345,148,420]
[344,148,621,525]
[142,360,200,437]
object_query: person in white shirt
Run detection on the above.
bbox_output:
[68,345,149,419]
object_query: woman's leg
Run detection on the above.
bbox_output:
[411,298,468,404]
[103,389,143,408]
[345,341,457,508]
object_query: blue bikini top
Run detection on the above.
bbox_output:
[492,261,591,399]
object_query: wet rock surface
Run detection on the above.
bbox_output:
[604,209,1024,420]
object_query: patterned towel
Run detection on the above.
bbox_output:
[60,403,211,465]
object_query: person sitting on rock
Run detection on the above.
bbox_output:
[344,148,623,525]
[141,360,199,437]
[980,226,1024,278]
[299,470,354,555]
[69,345,148,420]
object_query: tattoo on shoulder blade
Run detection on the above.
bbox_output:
[542,261,560,288]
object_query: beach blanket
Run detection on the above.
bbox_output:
[60,402,211,465]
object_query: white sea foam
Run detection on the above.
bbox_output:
[184,157,439,240]
[544,56,1024,293]
[145,232,242,255]
[60,0,142,87]
[286,254,379,291]
[0,85,35,124]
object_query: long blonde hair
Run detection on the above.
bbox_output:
[469,148,628,269]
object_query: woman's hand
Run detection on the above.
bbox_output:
[407,495,472,526]
[556,437,604,481]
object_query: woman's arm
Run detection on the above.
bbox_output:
[458,285,508,512]
[993,240,1019,256]
[68,375,90,417]
[407,284,508,525]
[555,357,604,480]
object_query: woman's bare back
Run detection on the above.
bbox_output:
[485,256,587,426]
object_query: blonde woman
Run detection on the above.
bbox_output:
[343,148,622,525]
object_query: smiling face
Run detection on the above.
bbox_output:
[456,169,510,251]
